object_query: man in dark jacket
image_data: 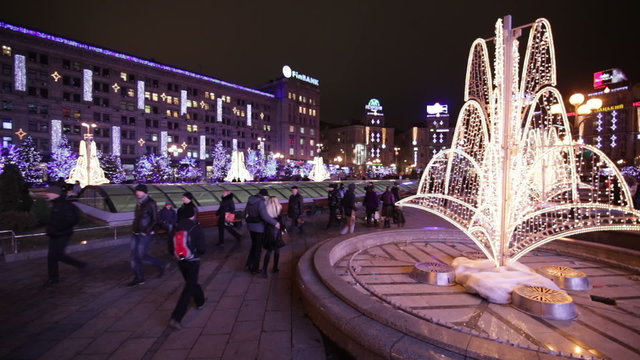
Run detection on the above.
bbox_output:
[245,189,279,274]
[158,201,177,234]
[341,183,357,234]
[43,185,86,286]
[168,205,206,329]
[364,185,380,226]
[326,184,341,229]
[217,189,241,245]
[287,186,304,232]
[129,184,166,286]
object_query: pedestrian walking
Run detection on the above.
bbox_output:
[159,201,177,234]
[364,184,380,226]
[43,185,86,286]
[391,181,401,202]
[338,183,346,199]
[128,184,166,287]
[168,205,206,330]
[381,186,396,228]
[326,183,341,228]
[217,189,241,245]
[262,196,286,278]
[177,192,198,222]
[245,189,279,274]
[340,183,357,235]
[287,186,304,232]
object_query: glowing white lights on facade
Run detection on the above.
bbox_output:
[160,131,168,155]
[112,126,121,156]
[398,16,640,268]
[225,150,252,182]
[180,90,188,115]
[217,98,223,122]
[51,120,62,151]
[137,81,145,110]
[232,138,238,151]
[83,69,93,101]
[199,135,206,160]
[247,104,252,127]
[308,157,330,181]
[14,54,25,91]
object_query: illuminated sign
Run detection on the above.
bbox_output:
[365,99,383,115]
[594,104,624,112]
[593,68,627,89]
[282,65,319,86]
[426,103,448,117]
[632,101,640,107]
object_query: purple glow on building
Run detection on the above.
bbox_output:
[0,22,275,98]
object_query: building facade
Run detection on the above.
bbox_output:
[0,22,320,168]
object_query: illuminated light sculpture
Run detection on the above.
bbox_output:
[137,81,145,110]
[398,17,640,269]
[216,98,223,122]
[14,54,25,91]
[83,69,93,101]
[308,156,330,182]
[180,90,188,115]
[67,123,109,188]
[224,150,252,182]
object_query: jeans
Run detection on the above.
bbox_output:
[171,260,204,322]
[218,222,241,244]
[48,235,86,280]
[130,233,165,281]
[246,231,264,272]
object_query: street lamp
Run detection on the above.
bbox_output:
[569,93,602,143]
[81,122,97,139]
[393,147,401,176]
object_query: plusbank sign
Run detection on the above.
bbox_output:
[282,65,319,86]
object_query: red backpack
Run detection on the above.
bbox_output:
[172,226,196,260]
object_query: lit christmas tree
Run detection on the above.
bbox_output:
[265,153,278,179]
[98,151,126,184]
[47,135,78,181]
[210,141,229,182]
[0,144,19,173]
[246,149,265,180]
[175,157,202,183]
[133,153,172,183]
[16,136,43,184]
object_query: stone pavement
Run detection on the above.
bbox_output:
[0,208,391,360]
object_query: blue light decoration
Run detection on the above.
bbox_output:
[14,54,25,91]
[132,153,172,183]
[160,131,168,155]
[51,120,62,151]
[83,69,93,101]
[217,98,223,122]
[111,126,121,156]
[137,81,145,110]
[180,90,188,115]
[247,104,252,127]
[0,22,275,98]
[199,135,206,160]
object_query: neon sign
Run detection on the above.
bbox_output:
[426,103,448,117]
[282,65,319,86]
[365,99,383,115]
[593,68,627,89]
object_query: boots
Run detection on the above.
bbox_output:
[261,253,270,278]
[272,253,280,273]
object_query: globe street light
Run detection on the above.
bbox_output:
[569,93,602,143]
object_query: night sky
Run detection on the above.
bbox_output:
[2,1,638,130]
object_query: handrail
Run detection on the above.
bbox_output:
[0,230,16,254]
[4,225,126,255]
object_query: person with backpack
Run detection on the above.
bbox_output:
[168,205,206,330]
[217,189,241,246]
[261,196,286,278]
[128,184,166,287]
[326,184,341,229]
[245,189,279,274]
[43,185,86,286]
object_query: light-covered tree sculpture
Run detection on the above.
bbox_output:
[210,141,229,182]
[47,135,77,181]
[398,17,640,268]
[133,153,172,183]
[224,150,252,182]
[99,152,126,184]
[175,157,202,183]
[308,156,330,182]
[16,136,43,184]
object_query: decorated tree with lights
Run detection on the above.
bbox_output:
[47,135,77,181]
[246,149,265,180]
[209,141,229,182]
[265,153,278,179]
[0,144,19,173]
[133,153,172,183]
[175,157,203,183]
[16,136,43,184]
[99,151,126,184]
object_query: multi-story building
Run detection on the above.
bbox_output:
[397,102,453,173]
[322,99,395,172]
[569,68,639,165]
[0,22,320,170]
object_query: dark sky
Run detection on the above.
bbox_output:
[2,1,638,130]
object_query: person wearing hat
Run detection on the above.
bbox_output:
[287,186,304,232]
[158,201,177,253]
[326,184,341,229]
[43,185,86,286]
[177,192,198,222]
[244,189,279,274]
[129,184,166,287]
[168,203,206,330]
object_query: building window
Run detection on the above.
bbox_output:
[2,136,12,147]
[310,129,315,136]
[289,125,294,133]
[300,127,305,134]
[2,46,11,56]
[2,118,12,129]
[300,138,304,145]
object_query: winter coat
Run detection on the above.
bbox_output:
[328,189,341,208]
[264,214,286,250]
[158,207,177,229]
[177,202,199,221]
[170,218,206,260]
[287,193,304,218]
[381,190,396,205]
[342,187,357,217]
[46,196,79,237]
[391,186,401,202]
[217,193,236,224]
[364,190,380,210]
[132,195,158,234]
[245,195,278,233]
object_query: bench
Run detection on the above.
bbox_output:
[198,211,220,227]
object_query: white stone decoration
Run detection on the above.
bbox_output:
[398,16,640,268]
[83,69,93,101]
[160,131,168,155]
[111,126,121,156]
[51,120,62,151]
[14,54,25,91]
[180,90,188,115]
[224,150,252,182]
[217,98,223,122]
[137,80,145,110]
[308,156,330,182]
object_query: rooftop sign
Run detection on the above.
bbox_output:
[365,98,383,115]
[282,65,319,86]
[426,103,448,117]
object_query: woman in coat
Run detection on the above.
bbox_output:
[363,185,380,226]
[177,192,198,222]
[380,186,395,228]
[262,196,286,278]
[340,183,357,235]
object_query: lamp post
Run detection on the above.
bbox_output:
[569,93,602,143]
[394,147,401,177]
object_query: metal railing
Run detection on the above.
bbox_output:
[1,226,124,255]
